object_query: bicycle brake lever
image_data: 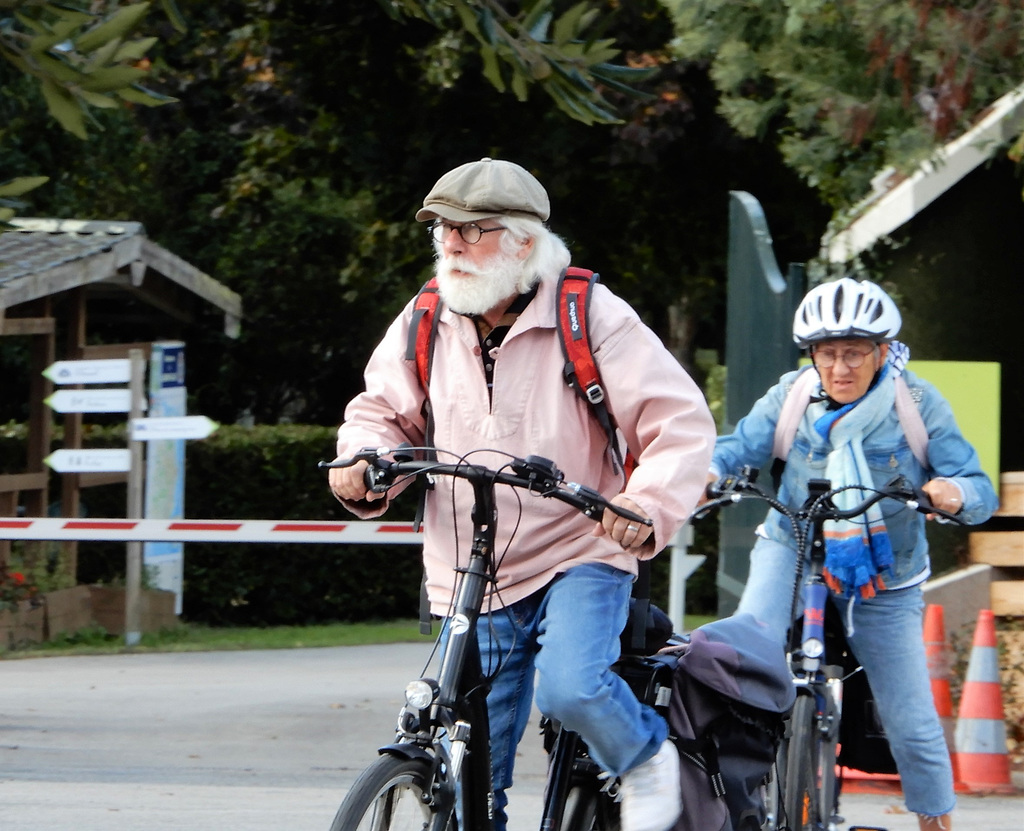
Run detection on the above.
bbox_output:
[318,446,388,469]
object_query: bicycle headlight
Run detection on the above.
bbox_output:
[802,637,824,659]
[405,679,438,711]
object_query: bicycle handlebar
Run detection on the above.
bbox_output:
[691,467,967,526]
[319,445,653,527]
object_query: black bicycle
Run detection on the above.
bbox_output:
[694,469,965,831]
[320,445,673,831]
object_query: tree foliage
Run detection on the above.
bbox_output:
[0,0,183,219]
[379,0,657,124]
[1,0,829,427]
[663,0,1024,209]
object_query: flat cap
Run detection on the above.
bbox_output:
[416,158,550,223]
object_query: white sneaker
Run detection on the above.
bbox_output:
[619,739,682,831]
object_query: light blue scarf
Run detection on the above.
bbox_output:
[813,342,909,599]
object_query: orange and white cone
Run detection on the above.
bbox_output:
[923,604,961,788]
[953,609,1014,793]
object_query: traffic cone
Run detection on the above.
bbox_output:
[953,609,1014,793]
[923,604,962,788]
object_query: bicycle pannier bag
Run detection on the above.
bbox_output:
[665,614,796,831]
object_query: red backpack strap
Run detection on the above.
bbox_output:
[406,278,441,551]
[407,278,441,388]
[556,267,634,479]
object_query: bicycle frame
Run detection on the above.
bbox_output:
[392,465,503,831]
[773,479,846,831]
[322,448,654,831]
[698,470,965,831]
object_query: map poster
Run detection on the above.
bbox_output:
[143,341,186,614]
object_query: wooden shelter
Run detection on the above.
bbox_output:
[0,218,241,568]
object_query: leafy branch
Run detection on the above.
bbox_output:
[380,0,656,125]
[0,0,183,139]
[0,1,184,218]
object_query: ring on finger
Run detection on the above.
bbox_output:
[627,524,638,532]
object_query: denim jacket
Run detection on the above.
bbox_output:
[712,367,998,588]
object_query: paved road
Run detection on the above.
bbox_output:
[1,644,1020,830]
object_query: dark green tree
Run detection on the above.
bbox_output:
[662,0,1024,210]
[3,0,828,427]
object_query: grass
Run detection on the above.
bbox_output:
[2,614,719,659]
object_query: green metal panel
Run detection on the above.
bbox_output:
[717,192,804,614]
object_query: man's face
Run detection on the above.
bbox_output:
[431,219,532,315]
[811,337,888,404]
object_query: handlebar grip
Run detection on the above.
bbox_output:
[364,462,389,494]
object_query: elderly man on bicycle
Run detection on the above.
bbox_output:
[329,158,716,831]
[707,277,997,830]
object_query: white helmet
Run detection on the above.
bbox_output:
[792,277,901,348]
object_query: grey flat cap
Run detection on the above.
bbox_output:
[416,157,550,223]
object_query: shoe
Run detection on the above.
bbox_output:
[620,739,682,831]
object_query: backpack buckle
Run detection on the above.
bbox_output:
[585,383,605,405]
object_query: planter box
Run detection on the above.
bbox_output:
[0,601,46,650]
[88,586,178,635]
[43,586,94,639]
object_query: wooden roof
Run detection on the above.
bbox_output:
[825,81,1024,263]
[0,218,241,336]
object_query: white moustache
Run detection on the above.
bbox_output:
[439,256,478,277]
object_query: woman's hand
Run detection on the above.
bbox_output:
[920,478,963,519]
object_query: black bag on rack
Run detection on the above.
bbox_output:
[665,614,796,831]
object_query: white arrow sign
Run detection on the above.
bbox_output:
[131,416,218,441]
[43,359,132,385]
[45,448,132,473]
[45,389,133,414]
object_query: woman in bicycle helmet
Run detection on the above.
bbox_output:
[792,277,902,405]
[704,277,997,830]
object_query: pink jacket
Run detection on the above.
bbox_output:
[335,271,716,614]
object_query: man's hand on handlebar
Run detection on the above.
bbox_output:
[592,494,653,551]
[329,459,385,504]
[696,472,718,508]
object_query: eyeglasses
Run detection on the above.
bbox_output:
[811,346,877,369]
[429,221,506,245]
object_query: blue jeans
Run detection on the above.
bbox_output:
[737,536,956,817]
[445,563,667,831]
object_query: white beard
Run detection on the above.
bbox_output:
[434,250,533,316]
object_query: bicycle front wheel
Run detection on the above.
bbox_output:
[329,754,448,831]
[782,693,821,831]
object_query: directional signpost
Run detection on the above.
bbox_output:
[131,415,218,441]
[45,448,132,473]
[42,358,131,385]
[40,350,219,645]
[44,389,133,414]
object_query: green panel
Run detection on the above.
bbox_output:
[908,361,1001,491]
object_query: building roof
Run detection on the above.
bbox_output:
[0,218,241,337]
[825,80,1024,264]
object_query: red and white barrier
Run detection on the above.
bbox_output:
[0,517,423,545]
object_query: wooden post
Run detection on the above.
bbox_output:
[124,349,146,646]
[61,289,87,577]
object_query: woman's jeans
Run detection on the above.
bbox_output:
[737,536,956,817]
[443,562,667,831]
